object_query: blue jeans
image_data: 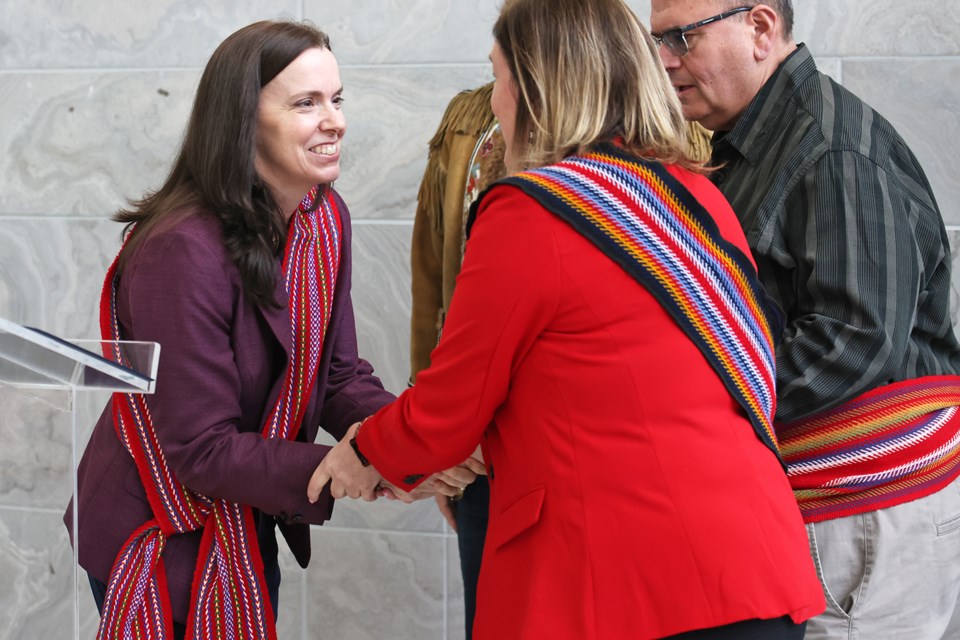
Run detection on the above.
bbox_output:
[455,475,489,640]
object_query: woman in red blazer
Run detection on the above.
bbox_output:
[311,0,825,637]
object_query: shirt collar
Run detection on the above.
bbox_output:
[713,43,818,165]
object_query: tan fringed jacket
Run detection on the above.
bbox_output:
[409,82,713,384]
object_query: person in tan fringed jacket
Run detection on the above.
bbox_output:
[408,81,714,639]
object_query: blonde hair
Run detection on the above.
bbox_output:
[492,0,695,170]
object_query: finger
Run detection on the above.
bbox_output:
[462,457,487,475]
[330,479,346,500]
[308,468,332,503]
[432,479,462,498]
[440,467,476,486]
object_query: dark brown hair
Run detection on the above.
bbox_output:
[115,20,331,306]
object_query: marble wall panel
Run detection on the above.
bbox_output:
[0,1,298,70]
[276,542,307,638]
[0,65,492,220]
[0,218,117,335]
[310,0,500,65]
[0,71,197,217]
[445,536,465,640]
[305,527,447,639]
[793,0,960,57]
[0,508,99,639]
[949,230,960,329]
[816,57,842,84]
[335,65,492,221]
[350,222,413,396]
[0,388,74,511]
[842,59,960,226]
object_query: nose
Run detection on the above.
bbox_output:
[658,45,682,71]
[320,104,346,135]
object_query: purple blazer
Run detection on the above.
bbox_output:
[65,190,394,622]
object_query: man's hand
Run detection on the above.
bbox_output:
[307,421,383,503]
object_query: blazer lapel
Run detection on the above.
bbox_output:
[256,278,292,359]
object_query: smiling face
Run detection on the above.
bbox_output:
[650,0,763,132]
[490,42,521,172]
[255,46,345,217]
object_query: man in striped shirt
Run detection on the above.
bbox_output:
[651,1,960,638]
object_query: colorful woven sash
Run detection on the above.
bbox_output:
[496,144,781,459]
[96,186,341,640]
[777,375,960,522]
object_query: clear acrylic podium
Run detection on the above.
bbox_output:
[0,317,159,639]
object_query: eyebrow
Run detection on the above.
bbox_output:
[293,86,344,99]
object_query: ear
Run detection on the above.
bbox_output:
[747,4,782,61]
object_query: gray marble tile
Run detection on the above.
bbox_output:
[311,0,500,65]
[0,386,75,511]
[794,1,960,57]
[0,383,110,509]
[0,64,492,222]
[446,536,466,640]
[816,57,842,85]
[0,71,198,217]
[350,222,413,396]
[0,508,100,639]
[625,0,653,23]
[0,218,117,337]
[277,541,307,639]
[949,230,960,330]
[0,216,127,510]
[842,59,960,227]
[0,2,299,69]
[305,527,446,639]
[336,65,493,221]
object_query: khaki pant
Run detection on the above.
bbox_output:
[805,476,960,639]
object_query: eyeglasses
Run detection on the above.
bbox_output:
[652,6,752,57]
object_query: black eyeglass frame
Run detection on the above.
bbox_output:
[652,6,753,57]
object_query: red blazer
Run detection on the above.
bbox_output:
[66,192,394,623]
[360,165,825,639]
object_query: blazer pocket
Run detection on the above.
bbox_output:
[492,486,546,550]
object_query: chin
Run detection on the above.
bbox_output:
[314,169,341,186]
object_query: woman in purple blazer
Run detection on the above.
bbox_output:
[65,21,473,640]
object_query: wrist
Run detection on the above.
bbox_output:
[349,419,371,467]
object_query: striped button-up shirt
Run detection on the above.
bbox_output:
[711,44,960,423]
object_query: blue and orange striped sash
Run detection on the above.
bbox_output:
[492,145,782,459]
[97,186,341,640]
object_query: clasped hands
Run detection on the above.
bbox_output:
[307,420,485,504]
